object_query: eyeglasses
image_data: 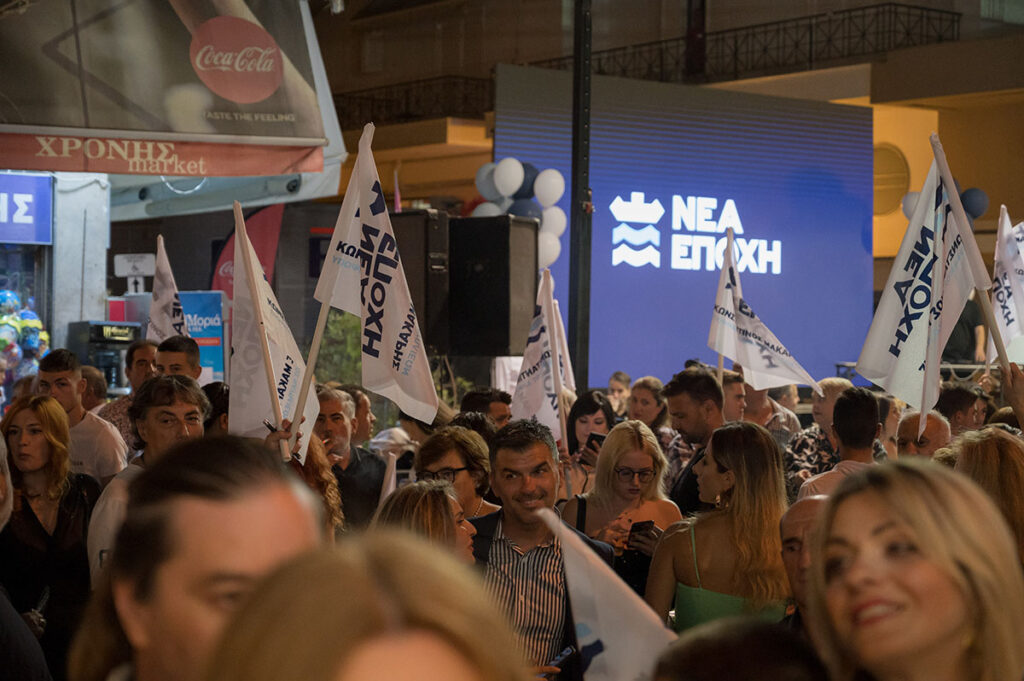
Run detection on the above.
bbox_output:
[418,467,469,483]
[614,467,655,483]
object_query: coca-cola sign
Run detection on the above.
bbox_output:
[189,16,283,104]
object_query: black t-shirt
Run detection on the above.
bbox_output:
[0,588,52,681]
[332,446,386,530]
[942,297,983,363]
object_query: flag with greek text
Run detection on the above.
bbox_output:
[987,205,1024,359]
[537,509,676,681]
[552,299,577,394]
[229,219,319,462]
[708,227,821,395]
[313,123,439,423]
[146,235,189,342]
[857,160,990,415]
[511,271,562,441]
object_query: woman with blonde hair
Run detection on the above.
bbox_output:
[292,436,344,538]
[806,461,1024,681]
[0,395,101,681]
[952,427,1024,563]
[373,480,476,563]
[645,421,789,631]
[562,420,681,594]
[205,532,534,681]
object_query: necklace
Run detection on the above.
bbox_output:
[473,496,485,517]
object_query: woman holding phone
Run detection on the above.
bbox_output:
[558,390,616,500]
[562,420,681,594]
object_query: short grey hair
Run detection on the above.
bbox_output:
[316,387,355,419]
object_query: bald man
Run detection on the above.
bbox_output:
[780,495,829,637]
[896,410,951,458]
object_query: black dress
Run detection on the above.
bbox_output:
[573,495,652,596]
[0,474,100,681]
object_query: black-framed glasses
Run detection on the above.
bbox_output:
[614,467,655,483]
[418,467,469,483]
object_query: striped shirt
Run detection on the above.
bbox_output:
[484,517,567,666]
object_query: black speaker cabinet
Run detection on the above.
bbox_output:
[390,210,450,354]
[448,215,539,356]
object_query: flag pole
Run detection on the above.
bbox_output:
[540,270,570,449]
[929,133,1011,374]
[716,354,724,384]
[234,201,291,462]
[287,155,365,450]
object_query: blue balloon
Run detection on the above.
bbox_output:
[960,188,989,219]
[513,163,539,199]
[508,198,542,221]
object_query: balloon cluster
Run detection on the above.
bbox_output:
[473,158,567,269]
[0,291,51,393]
[902,185,989,221]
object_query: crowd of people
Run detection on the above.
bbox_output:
[3,335,1024,681]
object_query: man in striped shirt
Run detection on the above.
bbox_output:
[471,420,612,681]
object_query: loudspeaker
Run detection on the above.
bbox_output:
[390,210,450,353]
[448,215,539,356]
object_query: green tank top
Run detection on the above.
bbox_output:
[672,526,786,633]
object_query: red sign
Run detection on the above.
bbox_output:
[189,16,284,104]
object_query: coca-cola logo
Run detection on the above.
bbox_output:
[189,16,283,104]
[218,260,234,279]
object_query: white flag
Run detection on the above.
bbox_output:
[511,270,563,442]
[378,451,398,509]
[708,227,821,395]
[857,160,989,415]
[229,215,320,462]
[988,205,1024,358]
[552,299,577,394]
[146,235,188,342]
[313,124,439,423]
[538,509,675,681]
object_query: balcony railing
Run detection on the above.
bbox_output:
[334,76,493,130]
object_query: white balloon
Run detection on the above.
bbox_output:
[493,157,525,198]
[540,206,567,238]
[474,162,502,202]
[538,232,561,268]
[534,168,566,207]
[901,191,921,219]
[471,201,503,217]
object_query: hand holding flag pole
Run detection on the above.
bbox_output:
[233,201,291,462]
[929,133,1010,374]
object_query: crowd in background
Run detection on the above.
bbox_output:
[3,334,1024,681]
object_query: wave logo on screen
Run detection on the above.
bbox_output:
[610,193,664,268]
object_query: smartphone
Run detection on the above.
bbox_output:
[585,431,607,451]
[627,520,655,547]
[545,645,575,673]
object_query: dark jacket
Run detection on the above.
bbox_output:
[469,511,614,681]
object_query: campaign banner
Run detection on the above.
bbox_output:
[511,270,562,441]
[988,205,1024,359]
[179,291,226,383]
[0,0,326,175]
[146,236,189,343]
[0,173,53,245]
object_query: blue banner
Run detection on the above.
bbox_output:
[0,173,53,245]
[180,291,226,383]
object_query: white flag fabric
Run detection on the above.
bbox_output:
[857,160,990,414]
[552,299,577,394]
[313,123,439,423]
[511,270,563,443]
[229,214,320,462]
[708,227,821,395]
[537,509,675,681]
[146,235,188,342]
[988,205,1024,358]
[378,451,398,508]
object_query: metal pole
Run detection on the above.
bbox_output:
[569,0,592,392]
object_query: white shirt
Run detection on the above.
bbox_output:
[69,411,129,482]
[87,462,144,586]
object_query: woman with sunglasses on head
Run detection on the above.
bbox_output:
[645,421,789,631]
[415,426,499,519]
[561,420,681,595]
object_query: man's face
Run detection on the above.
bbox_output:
[951,398,986,434]
[136,399,205,461]
[352,394,376,443]
[811,390,839,431]
[667,393,713,446]
[722,382,746,422]
[315,398,353,454]
[488,401,512,429]
[156,351,201,380]
[489,442,559,530]
[37,369,84,413]
[896,415,951,458]
[113,483,320,681]
[780,497,827,610]
[126,345,159,392]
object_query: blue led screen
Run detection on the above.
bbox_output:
[494,65,874,386]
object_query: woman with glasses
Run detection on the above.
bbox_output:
[561,420,681,594]
[645,421,789,631]
[414,426,499,519]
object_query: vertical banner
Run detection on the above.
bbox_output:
[179,291,226,383]
[146,235,188,342]
[511,270,563,442]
